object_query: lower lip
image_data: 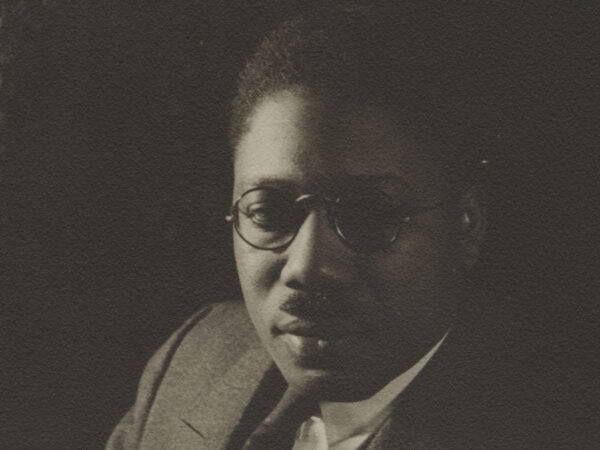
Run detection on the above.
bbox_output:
[280,333,347,362]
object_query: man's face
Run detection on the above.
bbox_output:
[233,90,468,401]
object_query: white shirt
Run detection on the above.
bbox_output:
[292,331,449,450]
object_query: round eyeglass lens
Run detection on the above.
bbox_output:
[236,189,302,249]
[334,191,399,251]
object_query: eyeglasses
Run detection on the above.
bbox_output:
[226,187,442,253]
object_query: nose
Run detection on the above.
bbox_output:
[279,207,356,289]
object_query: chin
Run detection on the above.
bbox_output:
[268,335,422,400]
[279,361,393,402]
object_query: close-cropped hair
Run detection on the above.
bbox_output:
[230,3,501,187]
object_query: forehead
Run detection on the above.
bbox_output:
[233,90,448,197]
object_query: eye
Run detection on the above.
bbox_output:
[243,201,299,231]
[236,187,304,236]
[246,203,279,225]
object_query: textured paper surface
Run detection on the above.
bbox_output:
[2,2,596,448]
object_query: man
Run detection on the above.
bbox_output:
[108,5,521,449]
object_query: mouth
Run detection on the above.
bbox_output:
[275,318,354,339]
[273,319,360,364]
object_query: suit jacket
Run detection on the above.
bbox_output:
[106,300,531,449]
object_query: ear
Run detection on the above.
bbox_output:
[457,186,486,269]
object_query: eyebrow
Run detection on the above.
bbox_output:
[238,177,299,192]
[239,173,412,193]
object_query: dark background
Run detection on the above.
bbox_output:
[1,1,596,448]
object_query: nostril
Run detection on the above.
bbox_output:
[285,279,306,291]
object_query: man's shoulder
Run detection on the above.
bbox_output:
[129,301,260,404]
[166,300,260,370]
[107,300,273,449]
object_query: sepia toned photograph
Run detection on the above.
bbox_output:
[2,1,596,448]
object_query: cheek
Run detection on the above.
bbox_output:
[365,233,457,310]
[361,248,456,347]
[233,238,281,314]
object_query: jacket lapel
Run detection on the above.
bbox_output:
[178,309,275,449]
[224,364,288,450]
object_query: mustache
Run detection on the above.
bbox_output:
[279,290,361,322]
